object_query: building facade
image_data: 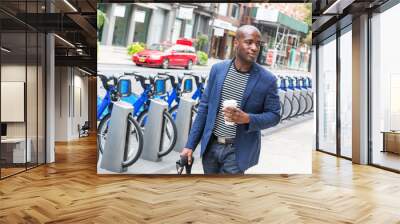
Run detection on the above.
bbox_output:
[243,3,311,71]
[98,2,311,70]
[98,3,213,49]
[209,3,245,60]
[99,3,174,47]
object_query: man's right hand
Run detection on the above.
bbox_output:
[180,148,193,165]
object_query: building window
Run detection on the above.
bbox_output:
[112,4,133,46]
[1,4,46,179]
[184,19,194,38]
[231,4,240,19]
[218,3,228,16]
[370,3,400,171]
[317,36,337,155]
[132,7,152,44]
[243,6,249,17]
[172,19,183,43]
[339,28,352,158]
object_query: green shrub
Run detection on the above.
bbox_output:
[97,10,106,29]
[127,42,145,56]
[196,51,208,66]
[97,10,106,56]
[195,34,208,52]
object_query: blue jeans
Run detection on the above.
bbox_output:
[202,139,244,174]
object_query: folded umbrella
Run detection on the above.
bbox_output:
[176,155,194,175]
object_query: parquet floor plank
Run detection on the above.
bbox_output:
[0,135,399,223]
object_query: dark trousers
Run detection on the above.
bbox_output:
[202,138,244,174]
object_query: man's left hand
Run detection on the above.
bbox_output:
[223,107,250,124]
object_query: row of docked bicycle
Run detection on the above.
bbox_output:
[277,75,314,122]
[96,71,206,168]
[96,71,313,170]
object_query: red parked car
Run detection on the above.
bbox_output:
[132,40,197,70]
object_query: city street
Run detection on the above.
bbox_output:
[97,43,311,79]
[98,57,311,79]
[98,61,212,78]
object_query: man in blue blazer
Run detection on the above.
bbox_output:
[181,25,281,174]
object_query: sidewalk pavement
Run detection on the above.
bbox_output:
[98,45,311,76]
[98,45,132,65]
[97,114,313,174]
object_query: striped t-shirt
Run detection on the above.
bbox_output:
[213,63,250,138]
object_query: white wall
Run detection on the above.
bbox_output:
[71,72,89,138]
[1,65,26,130]
[1,65,32,137]
[1,63,46,164]
[54,67,89,141]
[55,66,68,141]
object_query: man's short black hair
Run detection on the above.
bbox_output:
[236,25,261,40]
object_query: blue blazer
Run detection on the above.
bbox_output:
[185,59,281,171]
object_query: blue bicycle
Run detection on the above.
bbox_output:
[277,75,293,121]
[98,72,178,159]
[97,74,143,165]
[97,75,118,121]
[160,72,206,122]
[294,76,308,115]
[304,77,314,113]
[191,72,207,105]
[286,76,301,118]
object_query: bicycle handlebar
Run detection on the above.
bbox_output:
[98,74,118,91]
[191,73,207,86]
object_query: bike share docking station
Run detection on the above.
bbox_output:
[99,98,175,172]
[100,101,134,173]
[99,74,197,173]
[173,97,196,152]
[140,76,194,163]
[140,98,168,162]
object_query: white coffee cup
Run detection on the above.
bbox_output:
[223,99,238,125]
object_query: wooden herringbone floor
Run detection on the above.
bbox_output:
[0,135,400,223]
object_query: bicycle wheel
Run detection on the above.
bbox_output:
[137,110,178,158]
[305,93,313,113]
[97,113,143,165]
[290,95,300,118]
[122,114,144,167]
[307,93,314,112]
[298,94,308,115]
[280,101,284,120]
[282,95,293,120]
[136,109,148,130]
[97,113,111,155]
[169,104,198,125]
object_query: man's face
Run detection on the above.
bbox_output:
[235,30,261,63]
